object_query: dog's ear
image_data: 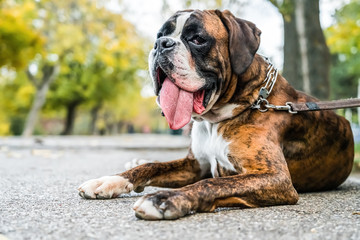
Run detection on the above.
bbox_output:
[215,10,261,75]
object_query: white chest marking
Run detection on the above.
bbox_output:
[191,121,236,177]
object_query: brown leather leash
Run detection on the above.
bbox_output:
[251,98,360,114]
[287,98,360,114]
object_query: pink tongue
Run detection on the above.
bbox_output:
[160,78,193,130]
[160,78,206,130]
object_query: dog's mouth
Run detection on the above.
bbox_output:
[155,67,213,130]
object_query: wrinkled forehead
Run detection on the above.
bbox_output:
[158,10,226,39]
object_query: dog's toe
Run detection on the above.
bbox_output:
[78,191,85,198]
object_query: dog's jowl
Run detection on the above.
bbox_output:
[78,10,354,220]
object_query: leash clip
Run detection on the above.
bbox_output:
[266,102,297,114]
[285,102,298,114]
[251,99,297,114]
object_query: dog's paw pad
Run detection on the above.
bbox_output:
[78,176,133,199]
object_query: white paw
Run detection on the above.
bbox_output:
[132,191,190,220]
[78,176,133,199]
[124,158,153,170]
[133,197,164,220]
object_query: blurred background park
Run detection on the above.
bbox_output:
[0,0,359,141]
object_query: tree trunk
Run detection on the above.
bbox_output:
[295,0,311,94]
[61,102,79,135]
[89,104,101,135]
[279,0,330,100]
[22,84,49,137]
[22,64,59,137]
[282,7,303,92]
[302,0,330,99]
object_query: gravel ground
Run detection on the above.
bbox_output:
[0,135,359,240]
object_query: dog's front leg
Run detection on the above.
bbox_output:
[78,156,205,199]
[133,171,299,220]
[133,144,299,220]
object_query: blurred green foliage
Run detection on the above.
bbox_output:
[326,0,360,99]
[0,1,43,69]
[0,0,168,135]
[0,0,359,135]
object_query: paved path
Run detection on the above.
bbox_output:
[0,135,359,240]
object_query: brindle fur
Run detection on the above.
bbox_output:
[79,10,354,220]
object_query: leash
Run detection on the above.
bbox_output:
[286,99,360,114]
[251,55,360,114]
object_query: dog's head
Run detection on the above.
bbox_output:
[148,10,261,129]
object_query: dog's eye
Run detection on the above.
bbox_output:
[189,36,206,45]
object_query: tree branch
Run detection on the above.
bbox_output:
[25,68,40,89]
[40,64,59,89]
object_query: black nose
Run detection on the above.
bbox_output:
[154,37,176,53]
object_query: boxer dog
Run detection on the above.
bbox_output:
[78,10,354,220]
